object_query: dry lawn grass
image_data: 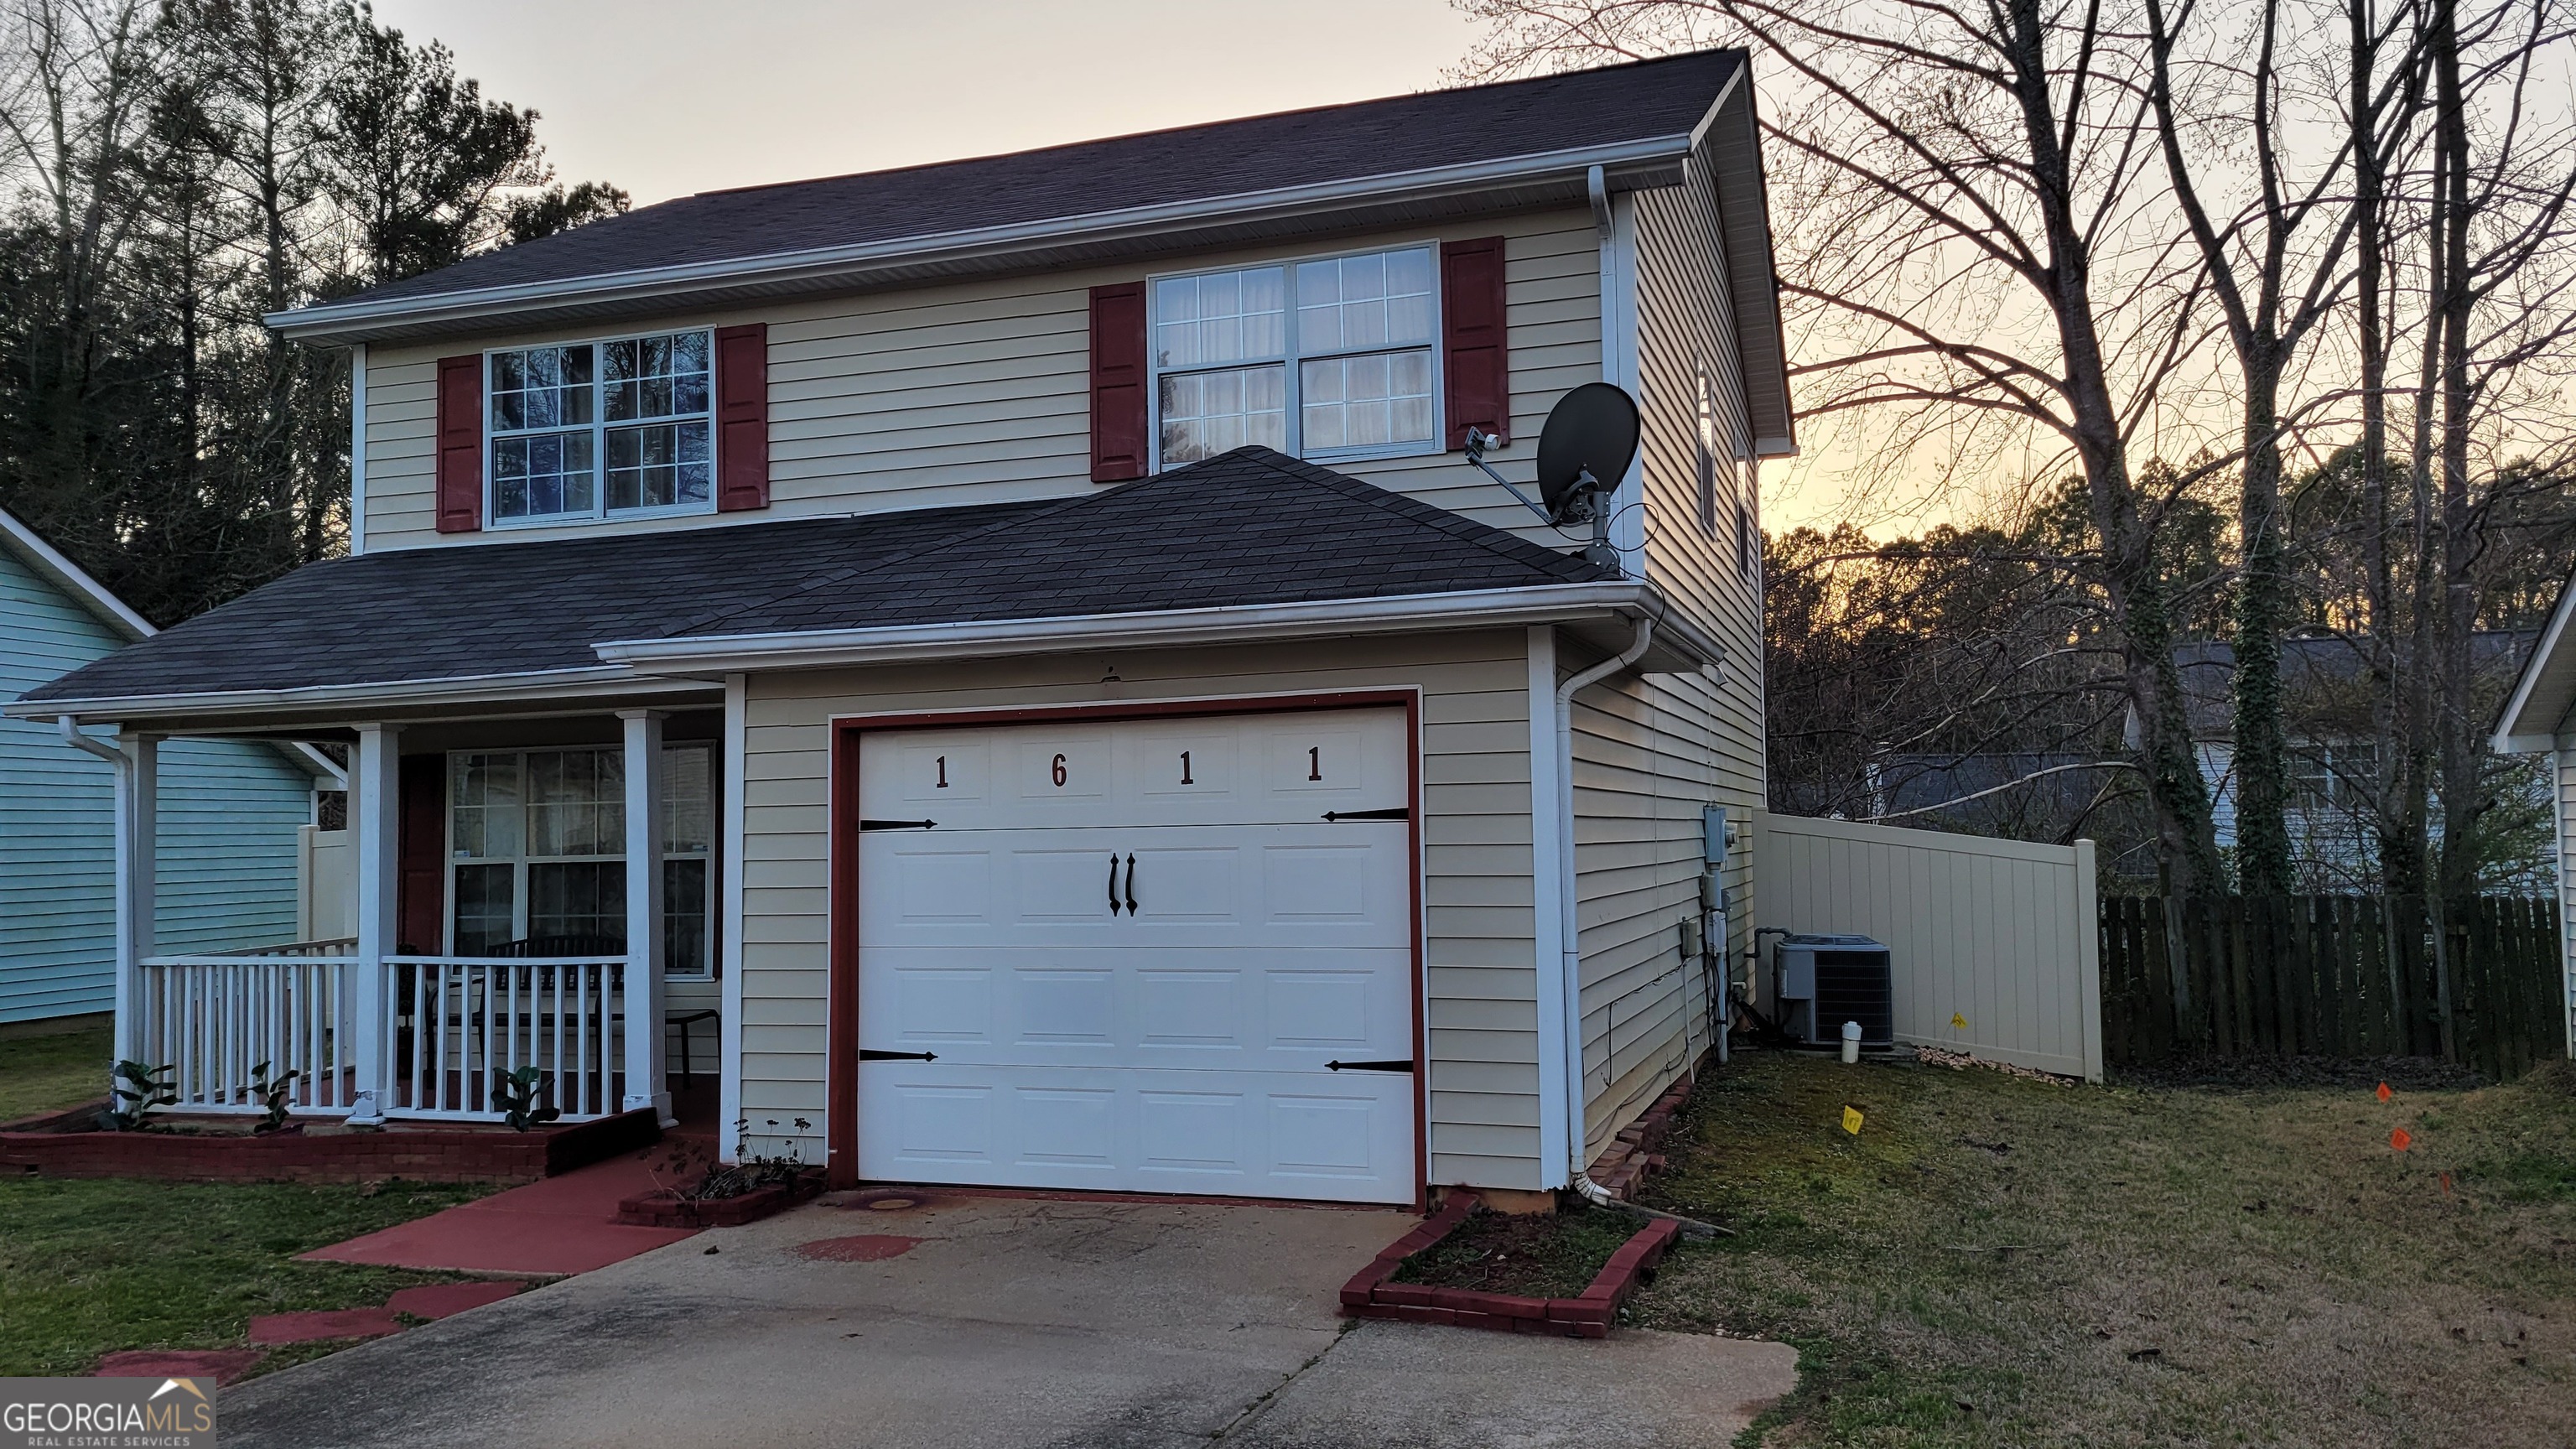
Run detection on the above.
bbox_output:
[1631,1048,2576,1448]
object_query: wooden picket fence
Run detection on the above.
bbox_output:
[2097,895,2567,1080]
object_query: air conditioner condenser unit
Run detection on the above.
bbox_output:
[1768,933,1895,1050]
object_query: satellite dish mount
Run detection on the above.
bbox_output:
[1461,382,1639,574]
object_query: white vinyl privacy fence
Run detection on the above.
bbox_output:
[1756,813,2105,1081]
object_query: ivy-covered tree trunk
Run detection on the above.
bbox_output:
[2231,369,2296,895]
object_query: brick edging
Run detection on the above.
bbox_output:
[1337,1192,1683,1339]
[615,1171,823,1228]
[0,1108,658,1186]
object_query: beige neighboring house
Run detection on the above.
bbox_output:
[2486,572,2576,1062]
[6,51,1789,1208]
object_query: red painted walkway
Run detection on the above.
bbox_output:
[303,1150,699,1275]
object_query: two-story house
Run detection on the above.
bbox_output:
[8,49,1791,1210]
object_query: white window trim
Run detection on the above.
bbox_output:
[482,326,719,530]
[1145,239,1446,473]
[441,743,719,979]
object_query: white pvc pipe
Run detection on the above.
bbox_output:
[1554,617,1655,1208]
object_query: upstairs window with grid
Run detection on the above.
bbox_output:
[488,330,713,523]
[1152,246,1439,467]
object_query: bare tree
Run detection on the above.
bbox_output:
[2142,0,2389,894]
[2418,0,2576,908]
[1459,0,2236,892]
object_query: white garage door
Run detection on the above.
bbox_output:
[853,707,1418,1204]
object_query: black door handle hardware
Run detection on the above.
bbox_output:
[1325,1058,1415,1072]
[1108,852,1122,916]
[1124,853,1139,915]
[860,818,937,832]
[1322,808,1410,822]
[860,1049,939,1062]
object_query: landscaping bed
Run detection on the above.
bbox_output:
[1339,1192,1679,1338]
[1626,1046,2576,1446]
[1388,1199,1645,1300]
[616,1170,823,1228]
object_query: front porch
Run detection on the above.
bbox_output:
[76,703,730,1133]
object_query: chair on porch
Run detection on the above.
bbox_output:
[392,934,626,1114]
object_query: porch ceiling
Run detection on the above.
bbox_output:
[10,449,1670,729]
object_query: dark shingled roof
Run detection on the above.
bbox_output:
[326,50,1742,309]
[20,449,1605,704]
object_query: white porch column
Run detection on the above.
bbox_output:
[621,709,673,1124]
[112,734,158,1068]
[349,724,401,1124]
[719,674,747,1161]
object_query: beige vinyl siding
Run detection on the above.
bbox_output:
[359,212,1600,555]
[1559,132,1771,1159]
[362,362,439,544]
[732,630,1549,1189]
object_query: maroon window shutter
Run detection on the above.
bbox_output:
[1089,282,1149,481]
[714,323,770,512]
[395,754,447,954]
[1441,237,1510,449]
[434,355,483,533]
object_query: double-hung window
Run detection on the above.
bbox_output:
[1151,244,1439,468]
[447,744,717,978]
[488,329,714,524]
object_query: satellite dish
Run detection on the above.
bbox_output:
[1535,382,1639,524]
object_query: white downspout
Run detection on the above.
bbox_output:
[1555,617,1654,1207]
[57,714,122,765]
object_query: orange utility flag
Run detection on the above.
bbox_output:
[1841,1106,1864,1135]
[2376,1082,2392,1103]
[2391,1127,2412,1151]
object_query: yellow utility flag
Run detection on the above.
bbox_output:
[1950,1012,1968,1031]
[1841,1106,1864,1135]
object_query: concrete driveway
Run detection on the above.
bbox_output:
[223,1191,1796,1449]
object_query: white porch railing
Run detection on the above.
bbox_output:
[129,950,631,1123]
[381,957,628,1121]
[136,950,363,1115]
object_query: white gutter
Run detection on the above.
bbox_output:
[595,582,1723,676]
[8,665,718,727]
[266,135,1694,344]
[18,584,1723,725]
[1553,617,1659,1208]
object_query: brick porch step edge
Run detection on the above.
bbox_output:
[1337,1192,1684,1340]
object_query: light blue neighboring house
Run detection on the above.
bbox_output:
[0,506,335,1026]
